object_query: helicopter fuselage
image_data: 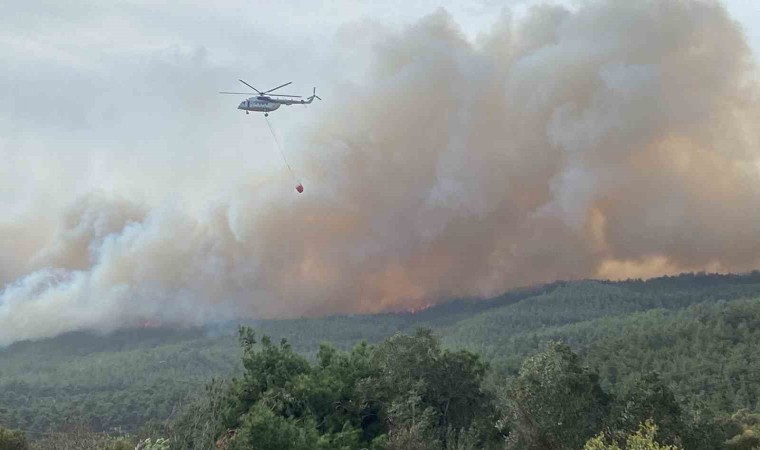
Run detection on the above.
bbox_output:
[222,80,319,115]
[238,97,281,113]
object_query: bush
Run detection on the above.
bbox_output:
[135,437,169,450]
[0,427,28,450]
[583,420,681,450]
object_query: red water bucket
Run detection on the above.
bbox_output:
[295,183,304,194]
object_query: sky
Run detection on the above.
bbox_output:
[2,0,760,344]
[1,0,758,211]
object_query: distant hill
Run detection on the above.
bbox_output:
[2,271,760,434]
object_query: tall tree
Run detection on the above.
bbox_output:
[610,372,688,446]
[368,329,500,446]
[506,341,610,450]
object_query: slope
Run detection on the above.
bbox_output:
[1,272,760,435]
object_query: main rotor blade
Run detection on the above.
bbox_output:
[238,79,262,94]
[219,92,301,97]
[264,82,292,93]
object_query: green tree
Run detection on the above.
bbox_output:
[24,423,134,450]
[584,420,681,450]
[294,342,376,438]
[506,341,610,450]
[189,327,503,449]
[217,328,382,448]
[723,409,760,450]
[610,373,688,446]
[168,378,230,450]
[368,329,500,447]
[223,328,311,429]
[0,427,27,450]
[227,403,322,450]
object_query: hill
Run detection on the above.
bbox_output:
[1,272,760,435]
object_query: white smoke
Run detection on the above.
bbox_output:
[2,0,760,345]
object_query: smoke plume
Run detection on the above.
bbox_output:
[2,0,760,344]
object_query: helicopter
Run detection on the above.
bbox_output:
[219,80,321,116]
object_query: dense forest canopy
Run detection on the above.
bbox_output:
[2,272,760,448]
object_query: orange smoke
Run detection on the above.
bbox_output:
[1,0,760,345]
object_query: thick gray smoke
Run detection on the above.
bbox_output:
[2,0,760,345]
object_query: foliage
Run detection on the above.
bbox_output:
[0,427,28,450]
[135,437,170,450]
[583,420,682,449]
[165,378,229,450]
[0,329,240,435]
[169,327,502,450]
[607,373,689,447]
[182,327,745,450]
[227,403,323,450]
[505,341,609,450]
[3,272,760,447]
[102,438,134,450]
[25,424,134,450]
[722,410,760,449]
[368,329,499,445]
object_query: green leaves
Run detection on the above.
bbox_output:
[228,403,322,450]
[505,341,610,450]
[609,372,688,447]
[0,427,28,450]
[584,420,682,450]
[210,327,502,449]
[5,273,760,447]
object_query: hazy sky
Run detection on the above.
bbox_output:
[1,0,758,213]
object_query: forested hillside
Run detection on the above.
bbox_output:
[2,272,760,446]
